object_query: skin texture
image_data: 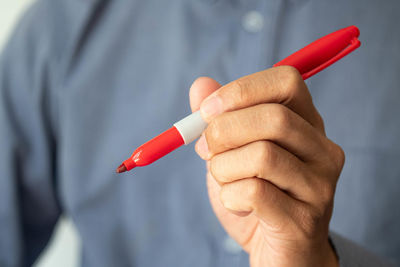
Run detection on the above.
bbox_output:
[189,66,343,267]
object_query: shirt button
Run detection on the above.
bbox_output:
[242,11,264,33]
[223,236,242,254]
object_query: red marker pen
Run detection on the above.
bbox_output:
[116,25,361,173]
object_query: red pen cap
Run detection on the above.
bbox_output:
[274,25,361,80]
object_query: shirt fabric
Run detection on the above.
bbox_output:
[0,0,399,266]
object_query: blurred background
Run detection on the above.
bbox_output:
[0,1,80,266]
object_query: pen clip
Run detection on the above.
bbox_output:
[302,37,361,80]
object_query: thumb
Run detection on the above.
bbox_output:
[189,77,221,112]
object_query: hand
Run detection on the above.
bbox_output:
[189,67,344,267]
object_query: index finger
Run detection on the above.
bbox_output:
[199,66,324,132]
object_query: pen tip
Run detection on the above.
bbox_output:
[116,164,127,173]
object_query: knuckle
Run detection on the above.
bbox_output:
[276,66,303,99]
[326,142,346,176]
[206,117,223,147]
[219,186,231,208]
[209,156,229,184]
[317,179,336,206]
[231,78,253,105]
[252,104,269,128]
[278,66,302,86]
[206,114,237,152]
[279,65,301,77]
[315,112,326,131]
[253,141,276,177]
[334,144,346,170]
[245,179,265,206]
[269,105,292,136]
[308,174,336,209]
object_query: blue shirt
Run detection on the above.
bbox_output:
[0,0,399,266]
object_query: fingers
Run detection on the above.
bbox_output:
[198,103,329,162]
[220,178,332,240]
[219,178,302,232]
[199,66,324,131]
[189,77,221,112]
[210,140,316,202]
[206,172,260,252]
[209,139,338,205]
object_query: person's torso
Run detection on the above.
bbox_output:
[49,0,400,265]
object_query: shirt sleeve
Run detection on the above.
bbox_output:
[0,1,61,266]
[330,231,395,267]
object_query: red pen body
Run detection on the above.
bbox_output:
[117,111,206,172]
[274,25,360,79]
[117,25,361,173]
[120,127,184,171]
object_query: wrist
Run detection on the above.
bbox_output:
[313,239,339,267]
[249,238,338,267]
[325,239,339,267]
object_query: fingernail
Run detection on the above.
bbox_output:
[227,209,252,217]
[201,95,223,120]
[196,135,209,159]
